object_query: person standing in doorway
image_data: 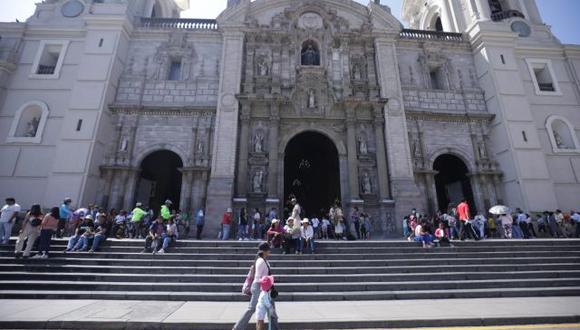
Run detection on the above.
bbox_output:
[160,200,173,222]
[0,197,21,245]
[239,207,249,241]
[457,199,478,241]
[221,208,233,240]
[195,208,205,240]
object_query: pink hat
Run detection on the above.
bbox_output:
[260,275,274,292]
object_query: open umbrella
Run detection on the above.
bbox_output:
[489,205,511,215]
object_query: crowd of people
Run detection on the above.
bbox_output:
[403,199,580,248]
[1,197,206,258]
[2,195,579,258]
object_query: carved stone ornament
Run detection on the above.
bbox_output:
[298,12,324,30]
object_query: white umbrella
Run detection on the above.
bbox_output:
[489,205,511,215]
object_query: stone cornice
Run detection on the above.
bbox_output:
[406,110,495,123]
[109,104,215,116]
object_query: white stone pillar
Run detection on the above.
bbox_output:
[373,104,391,200]
[345,108,360,202]
[205,28,245,236]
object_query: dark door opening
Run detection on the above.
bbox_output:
[137,150,183,215]
[434,154,476,214]
[284,132,341,219]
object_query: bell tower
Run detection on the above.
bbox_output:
[402,0,567,212]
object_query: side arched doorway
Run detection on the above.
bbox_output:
[284,132,341,218]
[136,150,183,214]
[433,154,476,214]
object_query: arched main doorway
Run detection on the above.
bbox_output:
[284,132,341,218]
[433,154,476,213]
[136,150,183,215]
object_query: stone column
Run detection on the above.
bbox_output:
[205,28,245,235]
[123,169,140,210]
[424,171,438,214]
[236,103,251,197]
[374,36,422,236]
[267,102,280,199]
[179,169,194,212]
[345,108,360,202]
[473,0,492,20]
[373,104,391,200]
[100,167,114,209]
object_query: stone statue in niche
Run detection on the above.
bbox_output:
[257,57,269,76]
[478,141,487,159]
[553,131,569,149]
[253,169,264,193]
[352,63,362,81]
[362,172,372,194]
[24,117,40,137]
[119,137,129,152]
[307,89,316,108]
[196,138,205,154]
[358,135,368,155]
[301,44,320,66]
[412,139,422,158]
[254,132,264,153]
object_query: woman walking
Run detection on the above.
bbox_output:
[14,204,43,258]
[33,207,60,258]
[233,242,278,330]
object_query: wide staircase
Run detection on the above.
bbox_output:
[1,238,580,302]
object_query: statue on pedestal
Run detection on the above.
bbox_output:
[362,172,372,194]
[307,89,316,108]
[254,133,264,153]
[358,135,368,155]
[253,169,264,193]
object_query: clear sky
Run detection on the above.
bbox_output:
[0,0,578,44]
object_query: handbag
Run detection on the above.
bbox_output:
[265,259,279,299]
[242,263,256,296]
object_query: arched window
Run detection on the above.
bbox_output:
[434,17,443,32]
[301,40,320,66]
[546,115,580,152]
[7,101,50,144]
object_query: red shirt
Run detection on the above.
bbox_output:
[221,213,232,225]
[457,202,470,222]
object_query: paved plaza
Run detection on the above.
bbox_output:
[0,297,579,329]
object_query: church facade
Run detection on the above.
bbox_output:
[0,0,578,237]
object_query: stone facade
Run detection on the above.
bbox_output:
[0,0,578,238]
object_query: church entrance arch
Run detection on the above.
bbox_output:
[136,150,183,214]
[433,154,476,214]
[284,132,341,218]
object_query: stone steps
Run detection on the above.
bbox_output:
[1,286,580,302]
[1,238,579,302]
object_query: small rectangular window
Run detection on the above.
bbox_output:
[168,59,182,81]
[98,38,104,47]
[522,131,528,142]
[500,54,505,65]
[36,45,63,75]
[430,70,441,90]
[76,119,83,132]
[533,66,555,92]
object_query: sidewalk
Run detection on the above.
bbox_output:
[0,297,579,329]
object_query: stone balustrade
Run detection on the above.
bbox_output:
[139,18,218,30]
[400,29,464,42]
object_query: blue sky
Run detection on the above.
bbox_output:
[0,0,578,44]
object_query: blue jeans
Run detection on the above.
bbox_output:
[300,237,315,253]
[222,224,231,240]
[162,234,175,250]
[74,236,91,251]
[66,235,81,251]
[38,229,54,254]
[91,234,106,251]
[0,222,13,244]
[238,224,248,239]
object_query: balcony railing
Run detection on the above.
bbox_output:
[491,10,525,22]
[36,65,56,75]
[140,18,218,30]
[400,29,464,42]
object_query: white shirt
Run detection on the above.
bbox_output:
[301,225,314,239]
[516,213,527,224]
[311,217,320,228]
[0,204,21,223]
[572,213,580,223]
[254,258,270,282]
